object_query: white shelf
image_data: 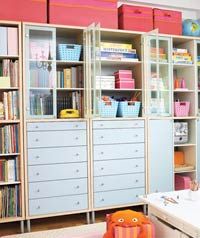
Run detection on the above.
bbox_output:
[173,117,196,119]
[0,217,23,224]
[0,87,19,90]
[0,120,20,124]
[56,60,84,65]
[173,63,194,69]
[174,89,195,93]
[0,55,19,59]
[0,181,21,186]
[174,169,196,174]
[0,153,20,157]
[56,88,84,91]
[101,88,142,91]
[150,61,169,65]
[101,59,142,66]
[29,87,53,90]
[174,143,196,147]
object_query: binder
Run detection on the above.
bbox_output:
[7,27,18,55]
[0,27,7,55]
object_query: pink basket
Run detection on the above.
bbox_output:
[174,101,190,117]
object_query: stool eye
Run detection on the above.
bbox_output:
[132,218,138,222]
[118,218,124,222]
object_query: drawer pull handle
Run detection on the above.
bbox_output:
[75,153,79,157]
[101,183,104,186]
[135,180,138,183]
[135,150,138,152]
[76,201,80,205]
[37,189,40,193]
[134,134,138,137]
[136,195,139,198]
[100,124,104,127]
[36,172,40,176]
[35,138,39,142]
[76,185,80,189]
[101,198,104,202]
[35,125,39,129]
[36,155,40,159]
[155,190,158,193]
[75,137,79,140]
[135,165,139,168]
[37,206,40,209]
[76,169,79,173]
[100,167,104,171]
[100,136,104,139]
[75,125,79,128]
[134,123,138,126]
[100,152,104,155]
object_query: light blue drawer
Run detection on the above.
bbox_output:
[28,163,87,182]
[94,173,145,192]
[93,143,144,161]
[94,159,144,176]
[93,120,144,129]
[29,194,88,216]
[29,178,87,199]
[94,188,145,208]
[27,121,86,131]
[93,128,144,145]
[27,130,86,148]
[28,146,87,165]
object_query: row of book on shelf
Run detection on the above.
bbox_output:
[0,157,19,182]
[0,185,21,218]
[0,60,19,87]
[57,66,83,88]
[0,91,19,120]
[0,124,19,154]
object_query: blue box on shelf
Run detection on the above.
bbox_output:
[98,100,118,118]
[117,101,141,117]
[57,44,82,61]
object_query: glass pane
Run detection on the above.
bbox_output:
[29,89,53,116]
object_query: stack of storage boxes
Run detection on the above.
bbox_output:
[114,70,135,89]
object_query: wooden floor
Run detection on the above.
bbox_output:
[0,206,143,237]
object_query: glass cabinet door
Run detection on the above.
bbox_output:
[144,33,172,116]
[25,26,56,118]
[84,23,101,118]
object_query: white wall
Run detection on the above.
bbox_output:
[118,0,200,19]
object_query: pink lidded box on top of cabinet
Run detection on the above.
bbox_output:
[49,0,118,28]
[114,70,132,79]
[153,8,182,35]
[118,5,153,32]
[175,174,191,190]
[115,78,135,89]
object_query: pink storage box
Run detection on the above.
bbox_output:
[0,0,47,23]
[175,174,191,190]
[174,101,190,117]
[153,8,182,35]
[114,70,132,79]
[118,5,153,32]
[49,0,118,28]
[115,78,135,89]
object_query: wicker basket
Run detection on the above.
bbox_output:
[57,44,81,61]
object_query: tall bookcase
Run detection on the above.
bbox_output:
[0,21,24,232]
[23,23,90,231]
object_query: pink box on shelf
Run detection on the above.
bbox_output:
[175,174,191,190]
[49,0,118,28]
[153,8,182,35]
[118,5,153,32]
[115,78,135,89]
[174,101,190,117]
[0,0,47,23]
[114,70,132,79]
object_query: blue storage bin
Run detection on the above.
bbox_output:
[57,44,82,61]
[98,100,118,118]
[117,101,141,117]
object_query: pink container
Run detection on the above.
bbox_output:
[114,70,132,79]
[115,79,135,89]
[175,174,191,190]
[174,101,190,117]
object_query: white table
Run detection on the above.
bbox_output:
[140,190,200,238]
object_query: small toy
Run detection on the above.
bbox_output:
[59,109,79,118]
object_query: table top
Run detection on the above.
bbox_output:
[140,190,200,234]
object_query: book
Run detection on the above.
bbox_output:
[0,27,7,55]
[7,27,18,56]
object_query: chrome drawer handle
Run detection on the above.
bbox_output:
[76,185,80,189]
[76,201,80,205]
[100,136,104,139]
[101,183,104,186]
[134,134,138,137]
[100,124,104,127]
[37,206,40,209]
[35,125,39,129]
[36,172,40,176]
[76,169,79,173]
[135,179,138,183]
[36,155,40,159]
[75,125,79,128]
[37,189,40,193]
[135,165,139,168]
[35,138,39,142]
[100,167,104,170]
[134,123,138,126]
[135,150,138,152]
[136,194,139,198]
[75,153,79,156]
[75,137,79,140]
[100,152,104,155]
[101,198,104,202]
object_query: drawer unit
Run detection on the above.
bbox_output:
[28,146,87,165]
[93,120,144,129]
[94,173,145,192]
[94,159,144,176]
[29,178,87,199]
[94,187,145,208]
[27,121,87,131]
[93,143,144,161]
[28,162,87,182]
[93,128,144,145]
[27,130,86,148]
[29,194,88,216]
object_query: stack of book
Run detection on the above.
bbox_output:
[57,66,83,88]
[0,157,19,182]
[173,48,193,64]
[100,42,139,61]
[151,47,167,62]
[0,124,19,154]
[30,67,53,88]
[0,91,19,120]
[0,60,19,87]
[0,185,21,218]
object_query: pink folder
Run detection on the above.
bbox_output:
[7,27,18,56]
